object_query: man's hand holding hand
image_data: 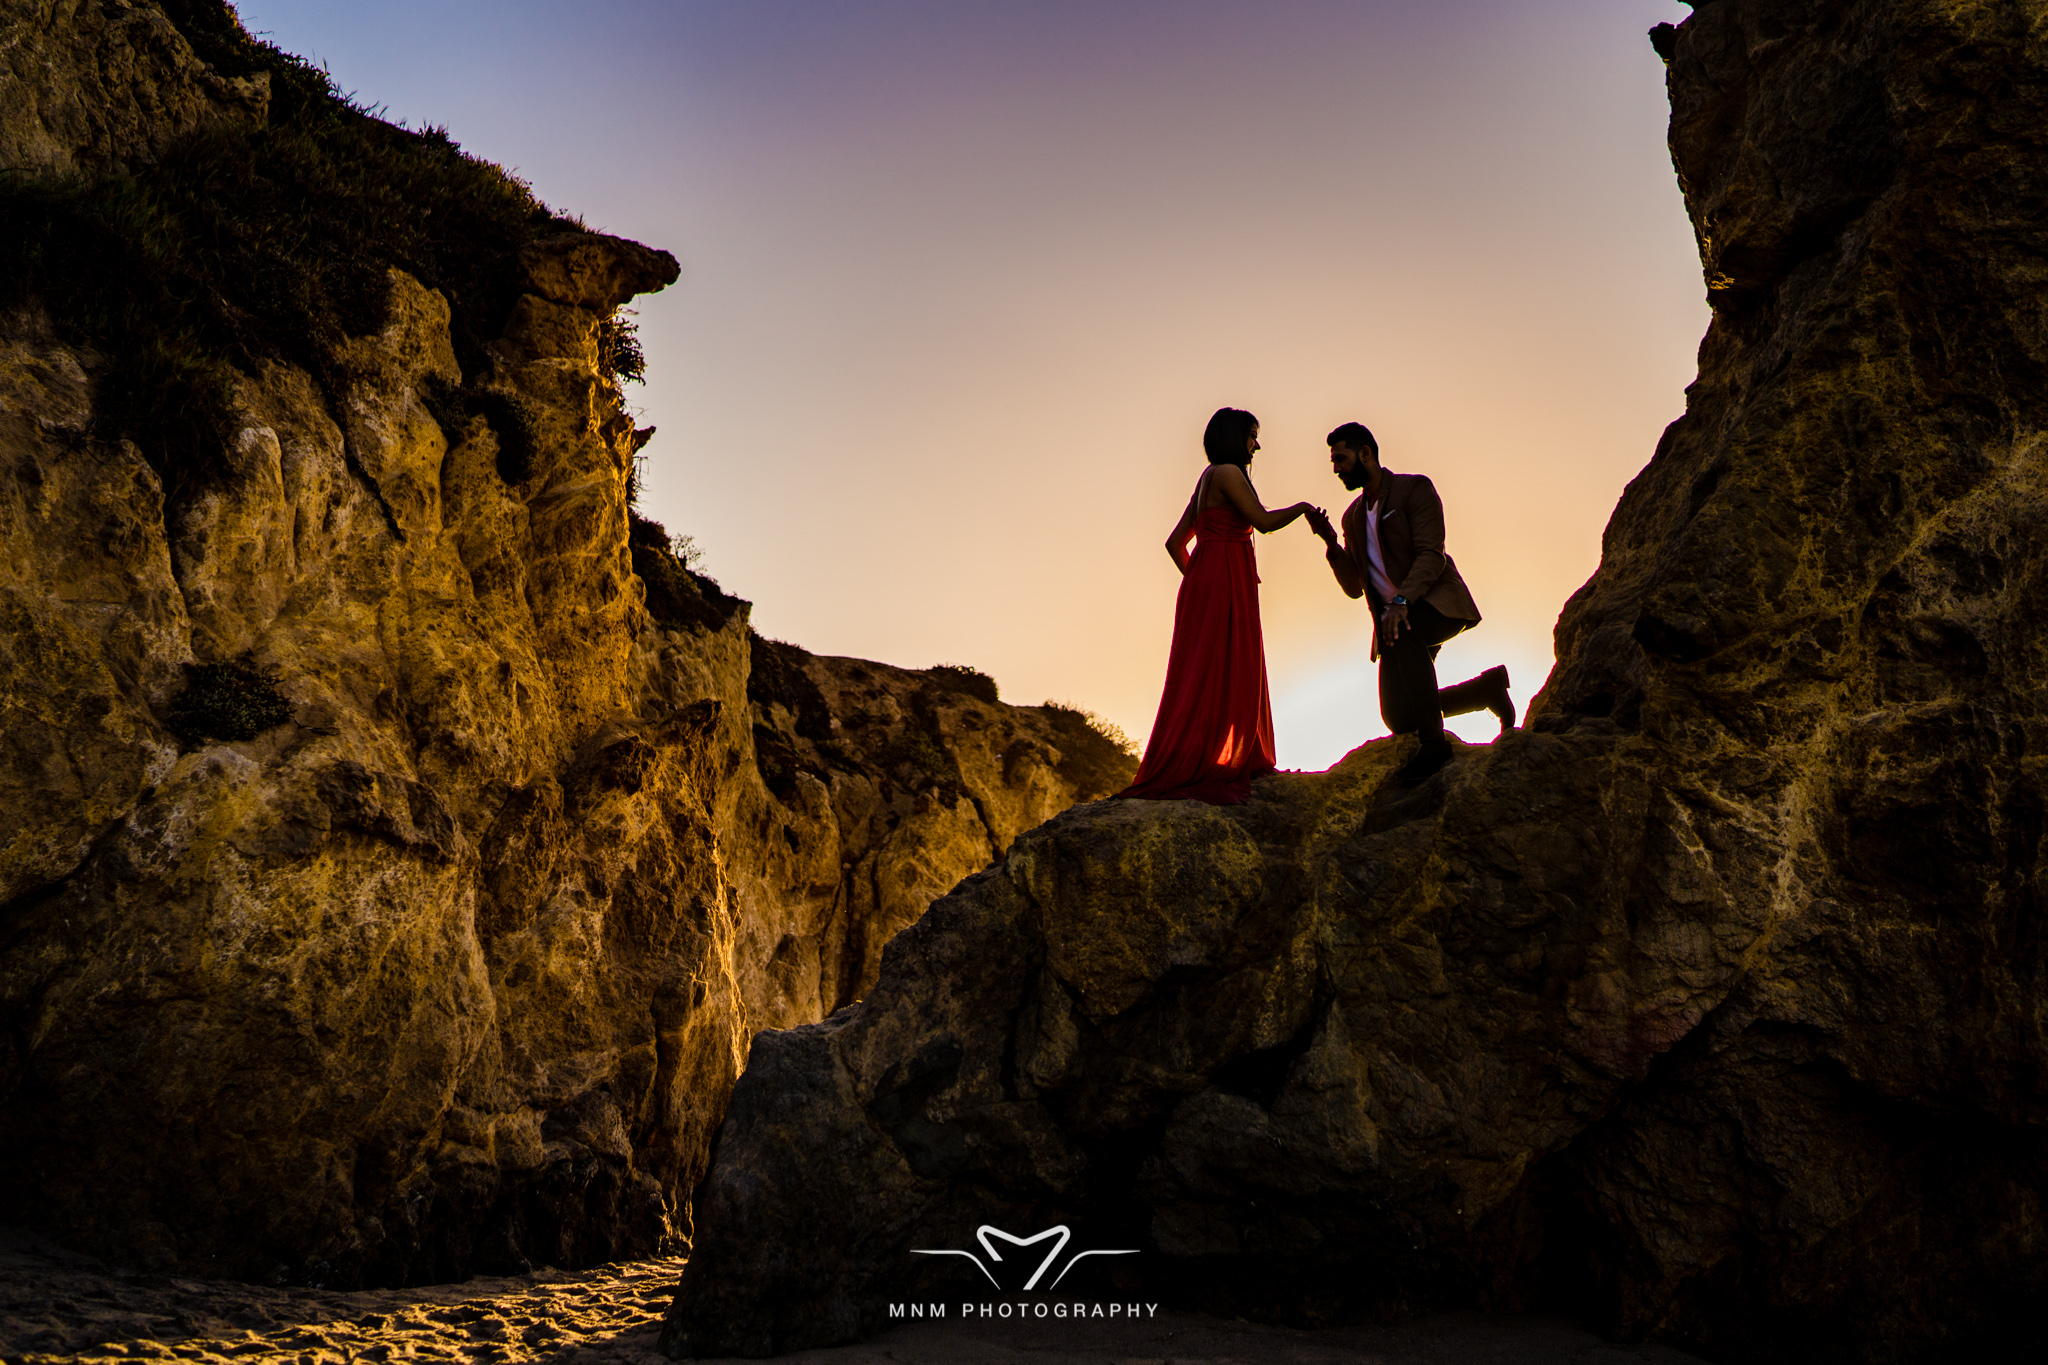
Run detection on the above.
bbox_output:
[1306,507,1338,546]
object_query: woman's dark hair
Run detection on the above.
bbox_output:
[1326,421,1379,460]
[1203,408,1259,466]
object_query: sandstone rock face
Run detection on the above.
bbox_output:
[0,1,1130,1288]
[664,3,2048,1360]
[0,0,269,175]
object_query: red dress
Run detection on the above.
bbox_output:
[1120,474,1278,804]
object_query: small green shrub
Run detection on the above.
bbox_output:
[165,658,294,742]
[924,663,999,704]
[630,513,742,634]
[1043,700,1135,756]
[1041,700,1140,797]
[596,309,645,386]
[872,726,963,797]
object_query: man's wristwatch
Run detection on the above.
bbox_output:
[1390,595,1408,607]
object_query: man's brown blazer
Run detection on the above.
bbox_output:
[1338,471,1481,659]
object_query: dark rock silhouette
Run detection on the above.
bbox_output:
[662,2,2048,1359]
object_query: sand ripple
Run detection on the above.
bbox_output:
[0,1229,674,1364]
[1,1227,1707,1364]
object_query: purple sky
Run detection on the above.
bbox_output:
[236,0,1704,765]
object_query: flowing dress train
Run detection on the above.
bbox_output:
[1119,473,1277,804]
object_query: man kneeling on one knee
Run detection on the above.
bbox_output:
[1306,422,1514,787]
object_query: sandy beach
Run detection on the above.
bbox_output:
[0,1226,1708,1365]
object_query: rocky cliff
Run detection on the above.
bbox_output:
[663,2,2048,1360]
[0,0,1132,1287]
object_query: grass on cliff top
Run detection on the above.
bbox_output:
[1041,701,1139,797]
[629,514,743,635]
[0,0,640,497]
[923,663,999,705]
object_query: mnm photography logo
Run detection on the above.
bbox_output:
[893,1222,1158,1324]
[911,1223,1137,1292]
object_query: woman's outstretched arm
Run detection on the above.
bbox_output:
[1209,463,1316,533]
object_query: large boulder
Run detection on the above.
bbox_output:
[663,2,2048,1359]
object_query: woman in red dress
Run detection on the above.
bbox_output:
[1121,408,1320,804]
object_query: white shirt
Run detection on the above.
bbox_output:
[1362,497,1398,603]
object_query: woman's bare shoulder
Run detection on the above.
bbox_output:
[1198,462,1251,508]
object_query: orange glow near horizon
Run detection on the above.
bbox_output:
[240,0,1706,768]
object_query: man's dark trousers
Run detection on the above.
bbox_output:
[1378,600,1470,737]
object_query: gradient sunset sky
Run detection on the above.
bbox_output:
[237,0,1704,767]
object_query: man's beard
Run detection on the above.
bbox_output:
[1339,466,1371,490]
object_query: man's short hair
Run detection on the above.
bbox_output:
[1327,422,1378,460]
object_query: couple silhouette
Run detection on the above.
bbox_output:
[1119,407,1514,803]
